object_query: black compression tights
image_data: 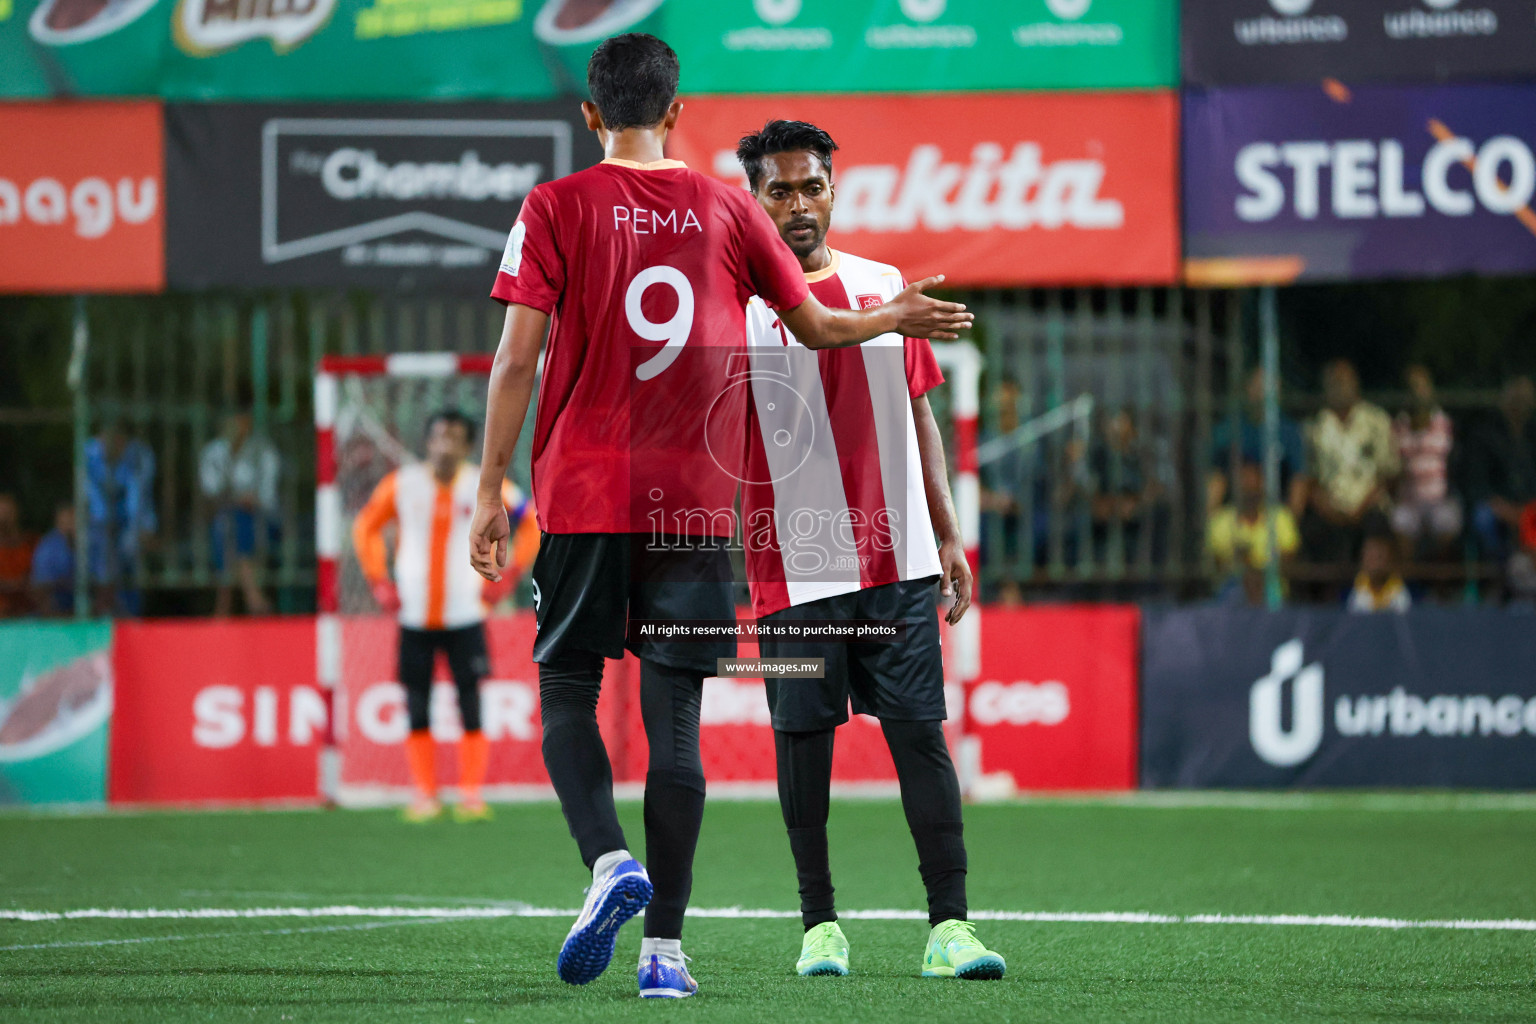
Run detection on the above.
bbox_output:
[775,720,968,929]
[538,652,705,940]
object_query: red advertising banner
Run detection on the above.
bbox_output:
[335,617,902,796]
[110,619,320,803]
[965,606,1140,791]
[0,101,165,293]
[107,608,1137,804]
[337,615,584,796]
[667,93,1179,287]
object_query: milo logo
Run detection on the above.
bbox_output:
[175,0,336,54]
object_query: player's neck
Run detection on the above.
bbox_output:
[798,243,833,276]
[433,463,460,485]
[602,127,669,166]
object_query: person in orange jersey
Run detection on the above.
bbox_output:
[353,410,539,823]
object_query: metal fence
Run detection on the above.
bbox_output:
[72,293,526,615]
[958,288,1242,603]
[22,286,1504,614]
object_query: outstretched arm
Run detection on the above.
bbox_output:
[913,393,972,625]
[779,276,973,351]
[471,302,547,582]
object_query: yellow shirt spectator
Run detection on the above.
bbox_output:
[1207,505,1300,573]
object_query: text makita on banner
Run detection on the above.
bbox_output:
[166,102,602,291]
[1183,82,1536,284]
[1141,608,1536,788]
[667,92,1180,287]
[0,0,660,100]
[1181,0,1536,86]
[0,101,164,293]
[669,0,1177,92]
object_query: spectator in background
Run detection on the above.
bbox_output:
[1208,367,1307,514]
[1463,375,1536,563]
[0,494,36,617]
[1087,407,1171,565]
[1347,531,1412,613]
[84,420,157,615]
[1301,359,1399,565]
[28,503,108,617]
[200,411,281,616]
[978,377,1033,604]
[1390,365,1461,560]
[1206,460,1300,606]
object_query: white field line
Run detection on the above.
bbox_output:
[0,916,456,952]
[2,905,1534,932]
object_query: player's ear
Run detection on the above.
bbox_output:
[581,101,603,134]
[663,100,683,132]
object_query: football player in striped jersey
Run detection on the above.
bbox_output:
[737,120,1003,981]
[353,410,538,823]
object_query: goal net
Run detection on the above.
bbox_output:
[314,347,984,805]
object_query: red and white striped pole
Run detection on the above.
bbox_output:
[313,353,500,803]
[314,365,342,805]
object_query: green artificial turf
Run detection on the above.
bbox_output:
[2,796,1534,1023]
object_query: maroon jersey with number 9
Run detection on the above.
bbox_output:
[492,157,810,536]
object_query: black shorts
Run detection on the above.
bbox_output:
[757,575,946,732]
[398,623,488,732]
[529,532,735,674]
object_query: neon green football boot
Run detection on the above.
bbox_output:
[921,919,1005,980]
[796,921,850,976]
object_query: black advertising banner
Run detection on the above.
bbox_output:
[1141,608,1536,788]
[166,103,603,292]
[1182,0,1536,86]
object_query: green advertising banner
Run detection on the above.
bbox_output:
[0,0,663,100]
[0,0,1174,100]
[670,0,1177,93]
[0,619,113,806]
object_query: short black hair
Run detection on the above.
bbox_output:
[586,33,679,132]
[736,119,838,192]
[426,409,475,446]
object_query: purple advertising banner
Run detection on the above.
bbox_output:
[1183,82,1536,284]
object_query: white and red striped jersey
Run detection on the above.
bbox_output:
[1394,409,1453,504]
[742,249,945,619]
[353,463,536,630]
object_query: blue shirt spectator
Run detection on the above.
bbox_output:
[1211,368,1306,491]
[29,504,109,616]
[84,425,157,569]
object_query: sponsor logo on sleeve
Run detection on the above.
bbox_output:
[499,220,526,276]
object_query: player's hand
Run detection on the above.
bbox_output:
[371,580,401,614]
[469,499,511,582]
[937,536,972,625]
[889,276,974,341]
[482,571,515,607]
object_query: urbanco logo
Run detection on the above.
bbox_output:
[754,0,799,26]
[1249,639,1324,767]
[1046,0,1092,19]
